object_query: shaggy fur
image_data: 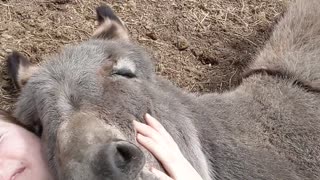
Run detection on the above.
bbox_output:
[7,0,320,179]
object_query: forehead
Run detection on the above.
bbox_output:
[26,39,155,121]
[0,111,35,135]
[37,41,155,96]
[50,40,153,72]
[0,118,28,137]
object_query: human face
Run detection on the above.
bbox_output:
[0,116,53,180]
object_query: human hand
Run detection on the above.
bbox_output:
[133,114,203,180]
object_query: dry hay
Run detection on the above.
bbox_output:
[0,0,289,110]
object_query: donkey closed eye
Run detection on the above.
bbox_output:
[112,68,136,78]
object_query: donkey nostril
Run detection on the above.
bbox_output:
[115,144,133,167]
[114,141,145,172]
[92,140,146,179]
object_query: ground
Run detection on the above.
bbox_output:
[0,0,288,110]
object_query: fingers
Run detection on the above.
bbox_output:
[134,114,204,180]
[144,114,176,145]
[151,168,174,180]
[144,114,167,135]
[134,119,179,176]
[133,120,165,146]
[136,132,171,165]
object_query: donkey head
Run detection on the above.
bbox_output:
[7,5,210,180]
[6,5,163,180]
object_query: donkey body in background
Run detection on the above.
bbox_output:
[7,0,320,179]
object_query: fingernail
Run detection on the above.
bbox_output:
[136,133,141,138]
[136,133,147,140]
[133,120,142,125]
[136,134,144,142]
[132,120,137,126]
[145,113,151,119]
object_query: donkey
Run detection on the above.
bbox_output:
[6,0,320,179]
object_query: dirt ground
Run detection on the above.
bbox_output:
[0,0,288,111]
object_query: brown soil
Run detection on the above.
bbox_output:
[0,0,288,110]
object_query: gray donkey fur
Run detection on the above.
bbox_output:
[7,0,320,179]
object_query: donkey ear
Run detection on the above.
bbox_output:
[6,51,39,89]
[92,5,129,41]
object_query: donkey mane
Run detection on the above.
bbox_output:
[243,68,320,93]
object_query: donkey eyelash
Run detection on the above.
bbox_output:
[112,69,136,78]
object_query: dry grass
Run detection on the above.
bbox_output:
[0,0,289,110]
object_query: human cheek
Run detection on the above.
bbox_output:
[0,132,50,180]
[13,129,52,180]
[0,130,39,166]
